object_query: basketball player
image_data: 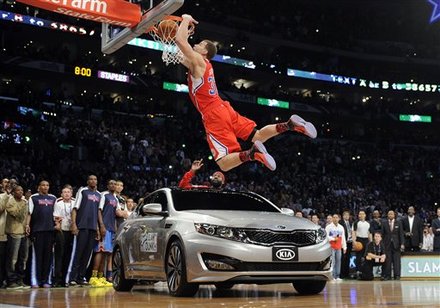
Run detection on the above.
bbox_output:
[175,14,317,172]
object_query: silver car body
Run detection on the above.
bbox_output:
[115,188,333,285]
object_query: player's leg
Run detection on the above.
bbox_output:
[252,114,317,143]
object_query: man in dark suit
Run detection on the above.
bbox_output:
[402,206,424,252]
[432,207,440,252]
[340,210,353,279]
[381,210,404,280]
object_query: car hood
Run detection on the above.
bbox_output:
[183,210,316,231]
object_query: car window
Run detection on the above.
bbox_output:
[154,191,168,212]
[172,190,279,212]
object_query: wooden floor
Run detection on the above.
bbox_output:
[0,280,439,308]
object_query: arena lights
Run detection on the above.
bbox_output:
[399,114,432,123]
[0,10,93,35]
[257,97,289,109]
[162,82,189,93]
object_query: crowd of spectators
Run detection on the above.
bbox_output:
[0,97,439,226]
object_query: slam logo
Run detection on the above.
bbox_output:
[276,248,296,261]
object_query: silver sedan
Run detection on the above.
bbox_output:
[113,188,332,296]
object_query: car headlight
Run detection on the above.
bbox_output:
[316,228,327,244]
[194,223,248,243]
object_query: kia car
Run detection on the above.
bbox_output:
[113,188,332,297]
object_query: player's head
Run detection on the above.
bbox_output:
[194,40,217,60]
[210,171,225,188]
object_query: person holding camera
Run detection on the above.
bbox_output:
[359,232,386,280]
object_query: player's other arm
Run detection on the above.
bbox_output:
[175,14,204,73]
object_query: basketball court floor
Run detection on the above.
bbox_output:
[0,280,439,307]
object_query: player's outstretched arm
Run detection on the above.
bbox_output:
[175,14,204,73]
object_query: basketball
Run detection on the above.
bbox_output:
[156,19,178,40]
[352,241,363,252]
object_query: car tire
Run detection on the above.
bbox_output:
[165,240,199,297]
[113,247,135,292]
[292,280,326,295]
[214,283,234,290]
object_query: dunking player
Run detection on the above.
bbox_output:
[175,14,317,172]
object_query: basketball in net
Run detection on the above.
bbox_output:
[156,19,178,40]
[150,16,195,65]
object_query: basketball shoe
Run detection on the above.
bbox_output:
[287,115,317,139]
[250,140,276,171]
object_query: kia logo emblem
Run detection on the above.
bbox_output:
[276,248,295,260]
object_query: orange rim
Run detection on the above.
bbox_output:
[149,15,195,36]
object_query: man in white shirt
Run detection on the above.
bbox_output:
[53,185,75,287]
[352,210,371,275]
[325,214,347,281]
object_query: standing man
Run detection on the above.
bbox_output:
[89,180,123,287]
[0,178,10,288]
[352,210,371,276]
[5,186,29,289]
[432,207,440,252]
[53,185,75,287]
[402,206,424,252]
[175,14,317,172]
[66,175,101,286]
[115,180,127,230]
[27,180,57,288]
[369,210,382,234]
[340,210,353,279]
[381,210,404,280]
[325,214,347,281]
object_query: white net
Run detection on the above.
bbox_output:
[149,19,184,65]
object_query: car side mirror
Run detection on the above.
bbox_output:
[142,203,168,216]
[280,208,294,216]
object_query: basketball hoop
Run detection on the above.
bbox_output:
[149,16,195,65]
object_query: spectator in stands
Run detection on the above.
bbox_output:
[432,207,440,252]
[421,225,434,252]
[402,206,424,252]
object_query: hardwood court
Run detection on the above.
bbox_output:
[1,280,439,308]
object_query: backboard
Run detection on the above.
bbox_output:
[101,0,184,54]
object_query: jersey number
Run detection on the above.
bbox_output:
[208,76,218,96]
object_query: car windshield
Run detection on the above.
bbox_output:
[171,190,279,212]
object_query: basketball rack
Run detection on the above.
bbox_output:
[101,0,184,54]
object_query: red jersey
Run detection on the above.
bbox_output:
[188,59,223,117]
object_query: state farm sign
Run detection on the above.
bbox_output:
[16,0,141,27]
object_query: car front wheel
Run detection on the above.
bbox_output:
[292,280,326,295]
[165,240,199,297]
[113,247,135,291]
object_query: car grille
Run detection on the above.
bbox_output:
[244,230,317,247]
[237,262,322,272]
